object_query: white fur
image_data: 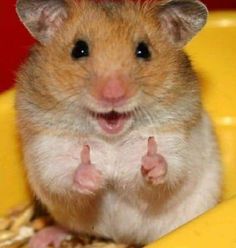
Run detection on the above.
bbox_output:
[23,112,221,244]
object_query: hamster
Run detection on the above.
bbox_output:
[15,0,222,247]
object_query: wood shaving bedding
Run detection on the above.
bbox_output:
[0,204,140,248]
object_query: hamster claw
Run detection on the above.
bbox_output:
[141,137,168,185]
[73,145,104,194]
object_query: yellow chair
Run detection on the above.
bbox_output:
[0,11,236,248]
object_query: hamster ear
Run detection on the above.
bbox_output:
[157,0,208,47]
[16,0,69,44]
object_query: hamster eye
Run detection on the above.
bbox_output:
[71,40,89,59]
[135,42,151,60]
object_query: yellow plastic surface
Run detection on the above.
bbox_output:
[0,90,31,216]
[186,11,236,201]
[0,11,236,247]
[147,11,236,248]
[147,197,236,248]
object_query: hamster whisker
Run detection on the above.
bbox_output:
[141,90,161,103]
[136,106,155,126]
[134,72,161,81]
[37,93,79,117]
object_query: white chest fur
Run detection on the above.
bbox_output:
[23,116,221,244]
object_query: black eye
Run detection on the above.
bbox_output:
[71,40,89,59]
[135,42,151,60]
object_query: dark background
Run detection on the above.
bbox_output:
[1,0,236,93]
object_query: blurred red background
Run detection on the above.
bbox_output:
[1,0,236,93]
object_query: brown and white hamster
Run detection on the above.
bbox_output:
[15,0,222,247]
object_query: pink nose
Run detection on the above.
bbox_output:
[101,77,126,104]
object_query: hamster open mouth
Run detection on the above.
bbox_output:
[92,111,131,134]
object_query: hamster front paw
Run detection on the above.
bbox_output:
[141,137,168,185]
[73,145,104,194]
[29,226,68,248]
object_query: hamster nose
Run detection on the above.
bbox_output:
[90,74,135,107]
[91,75,132,107]
[99,77,128,105]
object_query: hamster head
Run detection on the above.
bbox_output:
[16,0,207,138]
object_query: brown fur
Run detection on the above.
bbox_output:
[16,0,201,143]
[14,1,223,245]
